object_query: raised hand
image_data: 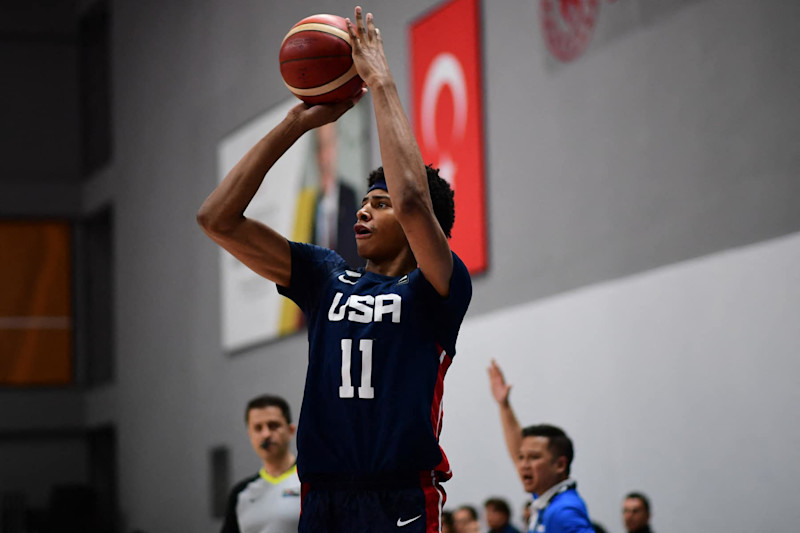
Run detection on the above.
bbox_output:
[488,358,512,406]
[345,6,392,87]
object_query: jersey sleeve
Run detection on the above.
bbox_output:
[276,241,347,312]
[426,251,473,357]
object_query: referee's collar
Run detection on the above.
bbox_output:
[259,463,297,485]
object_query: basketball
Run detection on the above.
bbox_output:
[279,14,364,105]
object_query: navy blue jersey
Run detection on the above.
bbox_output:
[277,242,472,483]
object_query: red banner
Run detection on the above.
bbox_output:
[410,0,487,274]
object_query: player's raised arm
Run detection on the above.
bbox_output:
[347,6,454,297]
[488,359,523,465]
[197,98,360,286]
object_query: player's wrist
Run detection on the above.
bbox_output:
[283,109,313,137]
[365,74,395,93]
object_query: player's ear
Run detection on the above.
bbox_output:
[289,423,297,436]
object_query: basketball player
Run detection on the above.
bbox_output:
[488,360,594,533]
[221,394,301,533]
[198,6,472,533]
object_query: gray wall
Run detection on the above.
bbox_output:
[0,23,82,216]
[2,0,799,532]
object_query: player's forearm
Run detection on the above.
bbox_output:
[369,78,430,215]
[197,113,306,235]
[498,400,523,464]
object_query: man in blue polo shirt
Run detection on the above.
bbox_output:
[488,360,594,533]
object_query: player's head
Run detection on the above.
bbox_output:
[483,497,512,529]
[518,424,574,495]
[355,165,454,263]
[622,492,651,532]
[244,394,296,461]
[365,165,455,236]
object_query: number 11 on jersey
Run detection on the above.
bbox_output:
[339,338,375,399]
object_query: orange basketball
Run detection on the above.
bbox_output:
[279,14,364,105]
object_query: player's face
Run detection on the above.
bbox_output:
[622,498,649,532]
[354,189,409,260]
[246,406,295,461]
[517,436,567,496]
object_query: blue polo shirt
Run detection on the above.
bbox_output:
[530,488,594,533]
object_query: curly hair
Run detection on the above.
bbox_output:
[366,165,455,238]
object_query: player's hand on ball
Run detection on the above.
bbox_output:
[346,6,391,87]
[289,88,366,131]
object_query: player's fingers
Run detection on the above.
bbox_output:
[345,18,356,43]
[355,6,366,38]
[366,12,376,41]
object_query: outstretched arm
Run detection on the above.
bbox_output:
[347,6,454,297]
[488,359,523,464]
[197,98,361,286]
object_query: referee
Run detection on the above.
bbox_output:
[221,395,301,533]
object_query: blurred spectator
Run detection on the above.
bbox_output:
[454,504,481,533]
[484,497,521,533]
[623,492,653,533]
[442,509,455,533]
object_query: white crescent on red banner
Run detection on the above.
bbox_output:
[420,53,468,184]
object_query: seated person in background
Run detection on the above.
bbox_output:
[488,359,595,533]
[442,510,455,533]
[453,504,481,533]
[484,497,521,533]
[623,492,653,533]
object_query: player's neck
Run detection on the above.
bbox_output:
[262,453,296,478]
[364,249,416,277]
